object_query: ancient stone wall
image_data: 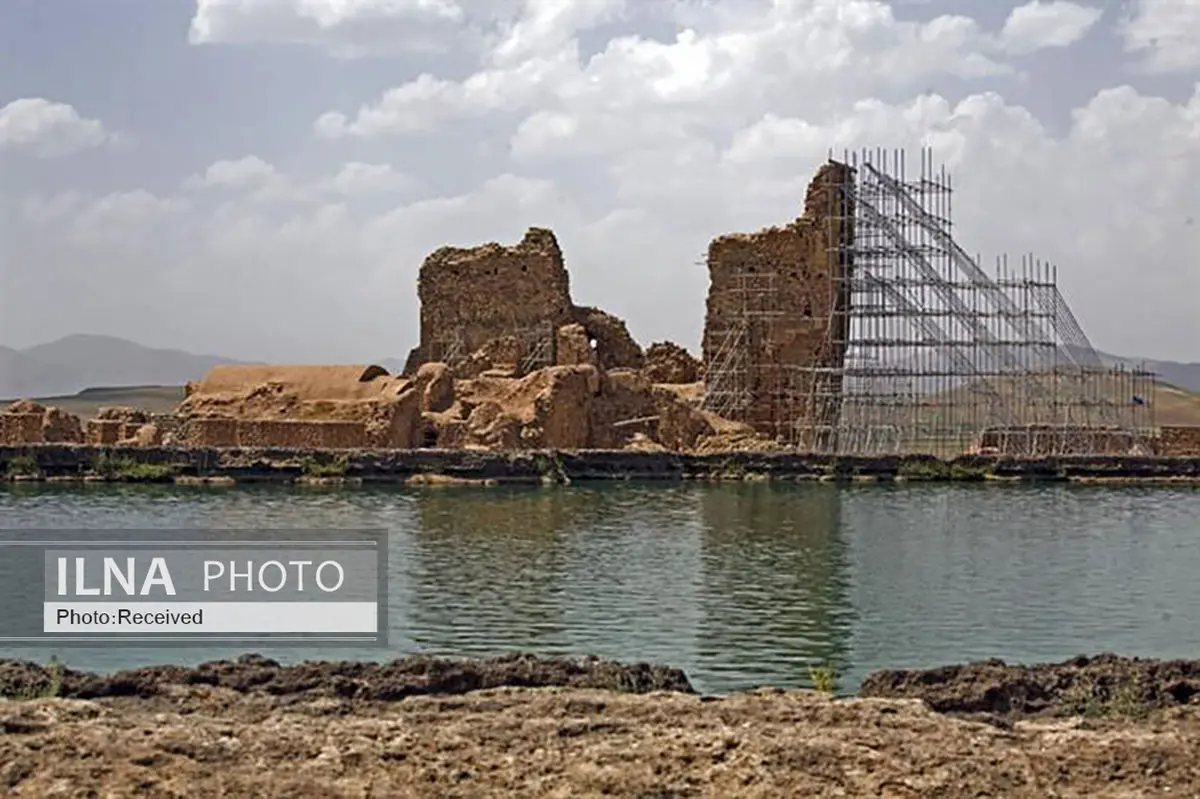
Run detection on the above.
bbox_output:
[3,400,83,444]
[644,341,700,384]
[413,228,573,376]
[236,420,367,449]
[178,419,238,447]
[569,306,644,371]
[702,161,854,440]
[176,419,367,449]
[0,414,44,444]
[1158,425,1200,455]
[86,420,125,445]
[977,426,1140,456]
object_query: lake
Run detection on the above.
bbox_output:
[2,481,1198,694]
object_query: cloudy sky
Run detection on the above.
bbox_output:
[0,0,1197,363]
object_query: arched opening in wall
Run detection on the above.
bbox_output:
[802,300,813,318]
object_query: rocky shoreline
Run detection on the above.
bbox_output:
[2,653,1199,796]
[4,444,1200,484]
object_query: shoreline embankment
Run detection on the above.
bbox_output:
[3,444,1200,484]
[1,653,1199,796]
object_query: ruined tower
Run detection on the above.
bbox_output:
[701,161,855,446]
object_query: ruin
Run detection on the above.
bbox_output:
[703,162,854,444]
[701,149,1157,457]
[175,364,424,449]
[1,400,82,445]
[404,228,645,378]
[2,150,1178,460]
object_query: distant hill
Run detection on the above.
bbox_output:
[1095,351,1200,394]
[0,335,240,400]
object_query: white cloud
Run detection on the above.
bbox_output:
[7,1,1200,367]
[1121,0,1200,74]
[998,0,1104,55]
[15,78,1200,362]
[189,0,468,55]
[0,98,113,158]
[323,162,418,195]
[187,155,278,188]
[317,0,1059,141]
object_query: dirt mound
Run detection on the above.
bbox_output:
[859,654,1200,717]
[0,653,693,703]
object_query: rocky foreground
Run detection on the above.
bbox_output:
[2,653,1200,797]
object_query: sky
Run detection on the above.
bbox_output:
[0,0,1197,363]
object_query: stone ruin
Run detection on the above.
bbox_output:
[702,161,855,442]
[402,228,646,378]
[173,365,427,449]
[0,400,83,445]
[138,225,771,453]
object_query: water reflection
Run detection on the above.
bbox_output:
[697,483,854,692]
[408,486,576,653]
[3,482,1200,695]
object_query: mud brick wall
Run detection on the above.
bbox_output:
[179,418,238,447]
[415,228,573,374]
[979,426,1138,456]
[236,420,366,449]
[703,161,854,439]
[85,419,124,445]
[0,414,44,444]
[1158,426,1200,455]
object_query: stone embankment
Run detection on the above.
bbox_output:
[3,444,1200,484]
[1,653,1199,796]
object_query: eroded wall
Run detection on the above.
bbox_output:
[413,228,574,374]
[978,425,1141,456]
[180,419,367,449]
[702,161,855,440]
[1159,425,1200,455]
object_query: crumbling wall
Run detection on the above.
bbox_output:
[978,426,1140,456]
[702,161,854,440]
[555,323,596,367]
[2,400,82,444]
[0,414,44,444]
[178,364,425,449]
[428,364,722,452]
[86,420,125,445]
[1158,425,1200,455]
[569,306,644,371]
[413,228,573,376]
[644,341,701,384]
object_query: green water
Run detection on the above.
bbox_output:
[2,481,1199,694]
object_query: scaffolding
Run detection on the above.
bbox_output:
[703,147,1157,457]
[425,320,556,376]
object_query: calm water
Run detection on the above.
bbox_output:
[2,481,1198,694]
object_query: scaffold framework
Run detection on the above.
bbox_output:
[703,147,1157,457]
